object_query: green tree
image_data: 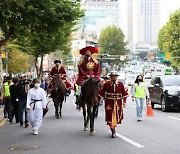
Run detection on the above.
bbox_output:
[0,0,84,79]
[98,25,128,55]
[158,9,180,66]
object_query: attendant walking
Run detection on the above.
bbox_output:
[27,79,47,135]
[99,71,128,138]
[132,75,150,122]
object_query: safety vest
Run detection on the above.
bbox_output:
[3,82,13,97]
[134,82,146,98]
[75,84,79,95]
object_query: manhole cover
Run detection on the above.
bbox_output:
[9,145,39,151]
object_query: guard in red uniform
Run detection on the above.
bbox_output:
[98,71,128,138]
[48,60,72,91]
[78,46,100,86]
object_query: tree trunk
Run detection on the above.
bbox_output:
[0,46,4,85]
[35,57,39,78]
[34,55,44,79]
[39,55,44,80]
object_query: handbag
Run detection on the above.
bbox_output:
[43,101,50,118]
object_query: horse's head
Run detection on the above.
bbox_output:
[52,76,63,90]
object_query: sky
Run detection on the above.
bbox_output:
[160,0,180,27]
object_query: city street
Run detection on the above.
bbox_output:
[0,94,180,154]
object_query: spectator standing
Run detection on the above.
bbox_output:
[17,74,29,127]
[9,78,20,123]
[3,76,13,119]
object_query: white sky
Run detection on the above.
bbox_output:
[160,0,180,27]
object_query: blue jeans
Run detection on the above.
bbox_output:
[19,99,28,125]
[135,98,146,118]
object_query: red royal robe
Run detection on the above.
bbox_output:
[99,81,128,126]
[48,66,71,89]
[78,56,100,86]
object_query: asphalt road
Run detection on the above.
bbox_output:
[0,94,180,154]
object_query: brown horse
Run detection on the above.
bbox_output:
[80,78,101,136]
[51,76,66,119]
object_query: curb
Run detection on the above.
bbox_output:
[0,107,4,122]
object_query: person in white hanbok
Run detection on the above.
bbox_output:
[27,79,47,135]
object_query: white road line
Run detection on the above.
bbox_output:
[129,105,136,108]
[167,116,180,121]
[109,131,145,148]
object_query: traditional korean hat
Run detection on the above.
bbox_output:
[109,71,119,76]
[79,46,99,55]
[54,59,61,64]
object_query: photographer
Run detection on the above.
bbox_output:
[17,74,30,127]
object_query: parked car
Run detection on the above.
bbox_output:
[148,75,180,111]
[165,67,174,75]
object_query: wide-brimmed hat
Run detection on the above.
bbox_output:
[54,59,61,64]
[79,46,98,55]
[109,71,119,76]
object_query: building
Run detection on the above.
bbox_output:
[80,0,122,40]
[133,0,160,51]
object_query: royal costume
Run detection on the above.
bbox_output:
[78,46,100,86]
[48,65,71,89]
[99,80,128,127]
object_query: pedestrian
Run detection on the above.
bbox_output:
[132,75,150,122]
[40,79,45,90]
[27,78,47,135]
[3,76,13,119]
[99,71,128,138]
[9,78,20,123]
[17,74,30,127]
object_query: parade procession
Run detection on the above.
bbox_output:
[0,0,180,154]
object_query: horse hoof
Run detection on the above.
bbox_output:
[56,116,60,119]
[84,127,88,131]
[90,131,95,136]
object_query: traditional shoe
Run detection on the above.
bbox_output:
[111,128,116,138]
[33,130,38,135]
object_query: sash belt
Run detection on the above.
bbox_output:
[30,99,42,110]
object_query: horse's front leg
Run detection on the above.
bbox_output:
[83,104,88,131]
[53,99,59,119]
[89,105,96,136]
[59,100,63,117]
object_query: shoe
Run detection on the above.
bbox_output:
[33,130,38,135]
[25,123,29,128]
[20,122,23,127]
[111,128,116,138]
[9,119,12,123]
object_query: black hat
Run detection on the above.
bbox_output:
[54,60,61,64]
[6,76,12,80]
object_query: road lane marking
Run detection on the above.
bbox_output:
[0,118,7,127]
[167,116,180,121]
[109,131,145,148]
[129,105,136,108]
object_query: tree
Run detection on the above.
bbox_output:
[1,41,31,74]
[158,9,180,66]
[98,25,128,55]
[0,0,84,79]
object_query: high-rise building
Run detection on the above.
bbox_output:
[133,0,160,51]
[80,0,122,40]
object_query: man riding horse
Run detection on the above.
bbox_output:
[78,46,101,86]
[48,60,71,96]
[76,46,101,108]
